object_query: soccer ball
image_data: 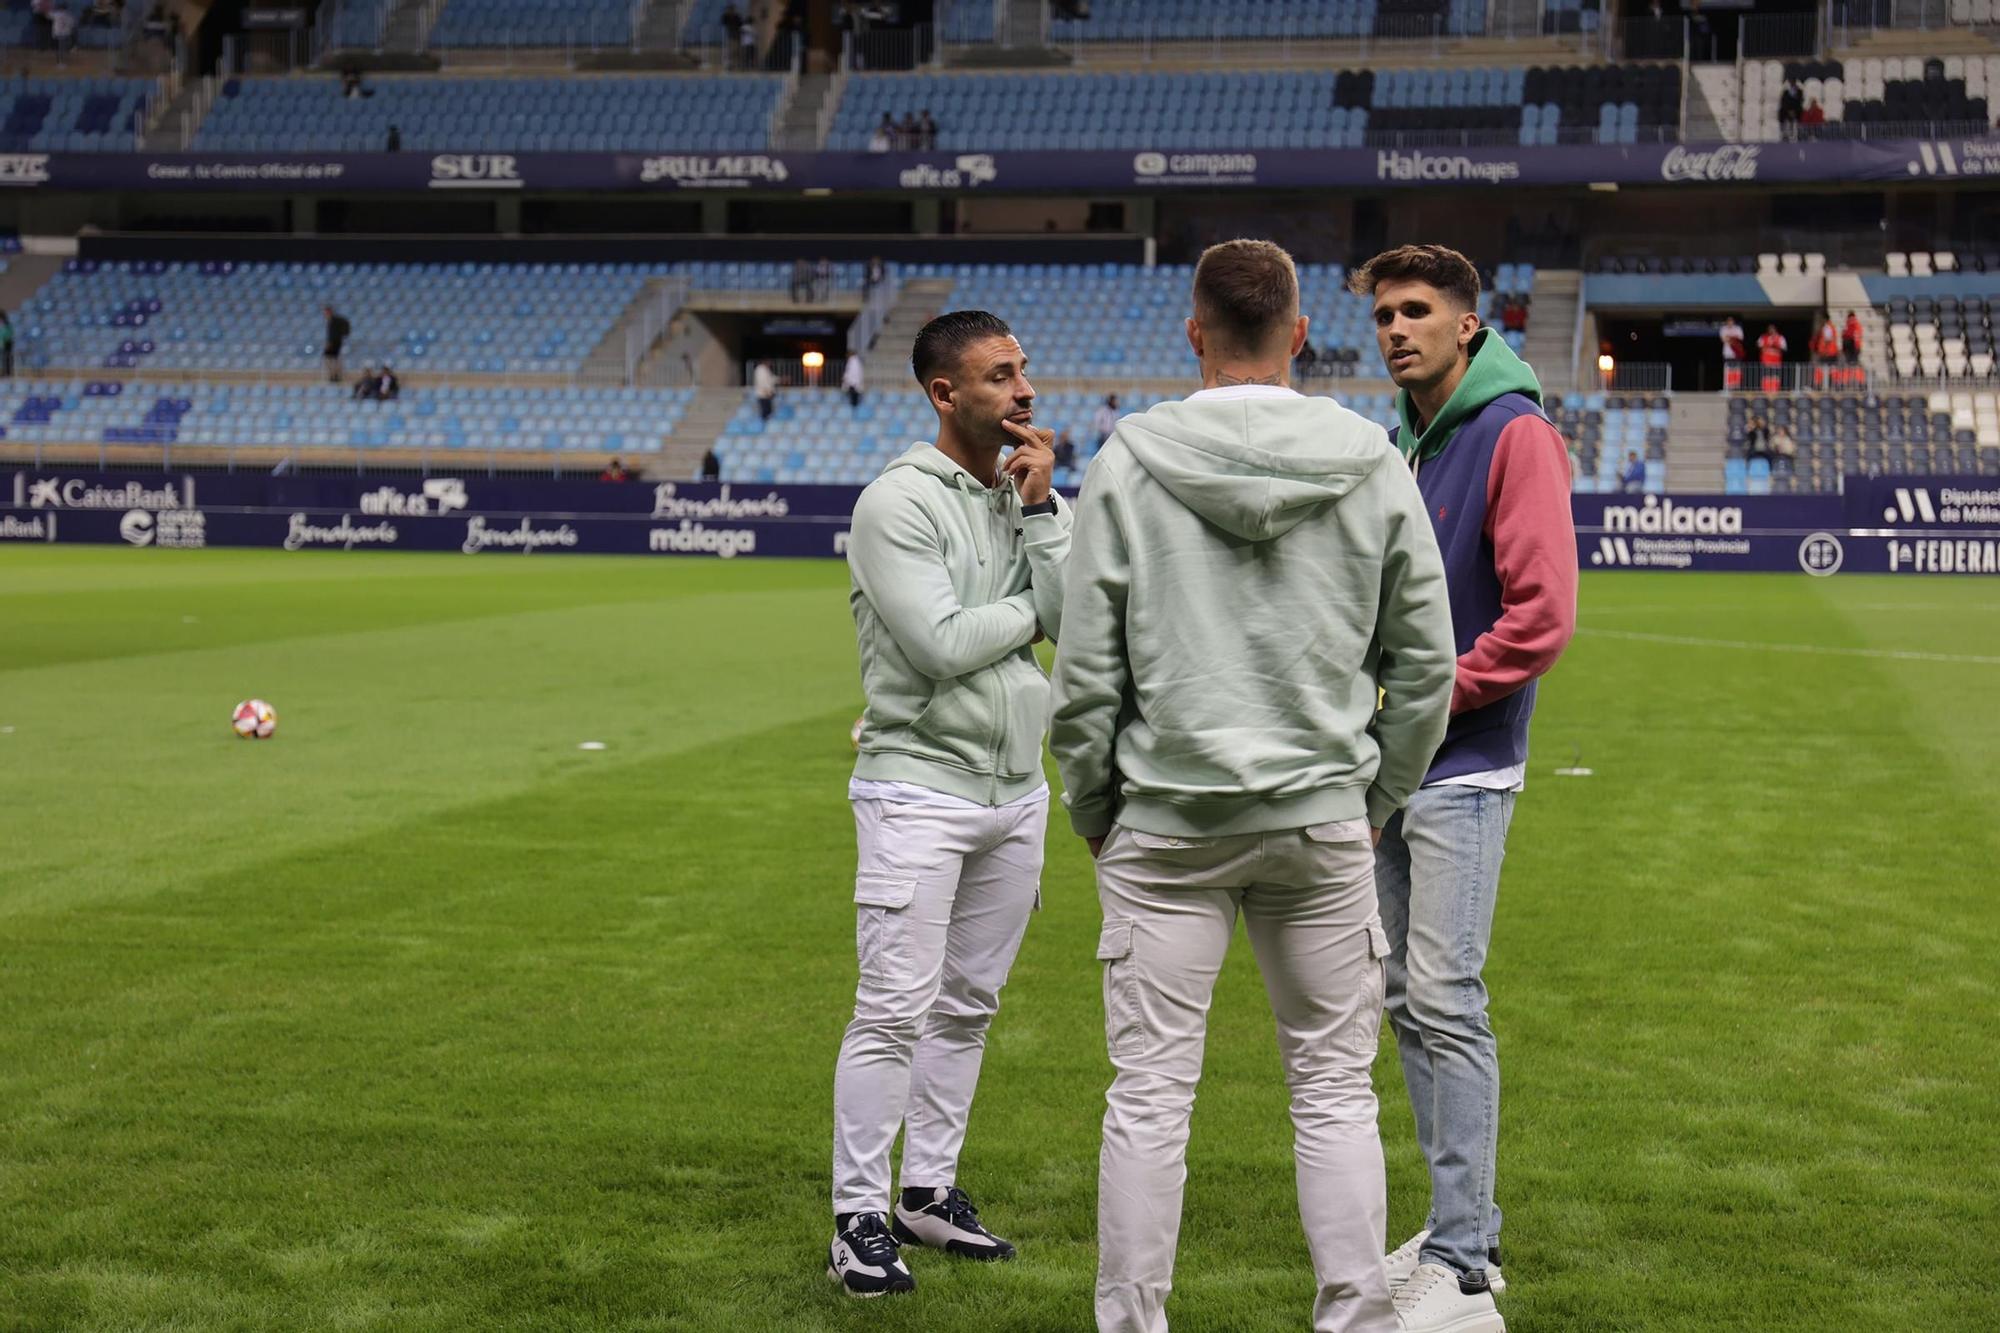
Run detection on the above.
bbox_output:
[232,699,278,740]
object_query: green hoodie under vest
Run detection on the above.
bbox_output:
[1049,387,1457,838]
[847,442,1072,805]
[1394,327,1545,461]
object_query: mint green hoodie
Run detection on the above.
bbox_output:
[1048,389,1456,838]
[848,442,1071,805]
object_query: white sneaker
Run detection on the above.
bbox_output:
[827,1213,915,1298]
[891,1186,1016,1261]
[1394,1262,1505,1333]
[1387,1230,1506,1294]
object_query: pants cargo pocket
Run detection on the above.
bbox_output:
[855,871,917,987]
[1352,920,1391,1057]
[1098,918,1142,1058]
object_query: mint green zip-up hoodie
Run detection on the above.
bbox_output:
[848,442,1072,805]
[1048,390,1457,838]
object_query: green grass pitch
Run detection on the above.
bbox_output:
[3,547,1997,1331]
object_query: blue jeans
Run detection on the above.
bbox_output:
[1374,783,1515,1281]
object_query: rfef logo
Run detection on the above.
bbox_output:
[1797,532,1843,577]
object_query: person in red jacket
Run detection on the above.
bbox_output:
[1841,311,1865,388]
[1758,324,1788,392]
[1812,315,1841,389]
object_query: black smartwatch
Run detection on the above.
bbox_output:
[1020,499,1058,516]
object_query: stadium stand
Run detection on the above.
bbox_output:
[827,67,1677,151]
[0,77,150,153]
[1740,56,1997,140]
[19,261,663,377]
[0,378,692,455]
[711,382,1660,493]
[1724,391,2000,494]
[428,0,633,49]
[324,0,391,50]
[15,259,876,378]
[191,75,784,154]
[1041,0,1487,41]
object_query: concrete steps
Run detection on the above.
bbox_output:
[381,0,435,55]
[1520,269,1581,393]
[646,384,744,481]
[1688,64,1739,142]
[1666,392,1727,491]
[863,277,957,386]
[776,70,832,149]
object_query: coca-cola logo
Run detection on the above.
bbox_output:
[1660,145,1760,183]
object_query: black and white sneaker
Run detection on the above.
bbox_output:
[827,1212,915,1298]
[892,1186,1017,1261]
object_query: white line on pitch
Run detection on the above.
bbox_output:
[1575,627,2000,666]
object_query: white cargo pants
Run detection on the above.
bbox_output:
[831,794,1045,1217]
[1094,820,1397,1333]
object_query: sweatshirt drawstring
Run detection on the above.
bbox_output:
[955,472,988,565]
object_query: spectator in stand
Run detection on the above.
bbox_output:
[1091,392,1120,447]
[899,112,922,149]
[867,120,891,153]
[322,305,350,383]
[739,15,757,70]
[1811,314,1841,388]
[600,457,629,483]
[1053,428,1076,472]
[721,1,744,52]
[1745,415,1772,463]
[918,109,938,149]
[1500,295,1529,334]
[701,447,722,481]
[1800,99,1826,138]
[789,257,812,304]
[875,112,899,150]
[863,254,886,295]
[1758,322,1787,392]
[352,365,380,400]
[841,350,865,410]
[1841,310,1864,387]
[1295,339,1319,377]
[341,67,372,99]
[753,359,778,421]
[378,364,400,401]
[1719,313,1745,389]
[31,0,53,52]
[1769,424,1797,473]
[385,125,401,152]
[1620,449,1646,492]
[815,255,834,302]
[1778,80,1804,139]
[50,3,75,57]
[0,311,13,379]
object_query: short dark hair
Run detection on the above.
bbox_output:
[1346,244,1481,313]
[1192,239,1299,353]
[912,310,1013,388]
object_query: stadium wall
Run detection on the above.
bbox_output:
[5,470,1996,576]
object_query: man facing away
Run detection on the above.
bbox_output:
[1050,239,1458,1333]
[1348,244,1578,1333]
[830,311,1070,1298]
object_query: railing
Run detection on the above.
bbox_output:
[432,16,646,69]
[767,40,804,145]
[1726,363,1884,394]
[576,277,690,387]
[815,66,850,149]
[995,0,1046,49]
[847,24,936,73]
[1366,124,1681,149]
[848,269,902,357]
[740,359,839,389]
[1825,0,1959,43]
[1739,12,1822,59]
[1052,14,1553,66]
[1737,118,1994,143]
[1596,361,1676,392]
[414,0,452,53]
[178,74,217,150]
[2,444,624,479]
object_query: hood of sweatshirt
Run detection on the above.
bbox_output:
[1394,328,1545,463]
[1113,392,1392,542]
[881,440,1016,563]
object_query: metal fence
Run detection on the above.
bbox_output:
[1739,13,1822,59]
[1597,361,1676,393]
